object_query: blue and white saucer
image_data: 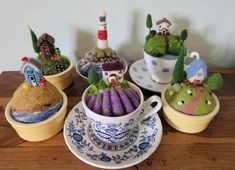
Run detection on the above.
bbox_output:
[63,102,163,169]
[129,59,170,93]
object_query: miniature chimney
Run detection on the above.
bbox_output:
[97,9,108,49]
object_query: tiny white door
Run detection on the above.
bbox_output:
[28,75,37,86]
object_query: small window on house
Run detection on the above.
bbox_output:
[197,73,202,76]
[105,72,108,75]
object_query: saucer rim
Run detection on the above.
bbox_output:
[63,101,163,169]
[129,58,170,93]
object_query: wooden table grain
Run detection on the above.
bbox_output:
[0,69,235,170]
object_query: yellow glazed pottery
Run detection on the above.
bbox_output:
[161,86,220,133]
[5,90,68,141]
[44,57,74,90]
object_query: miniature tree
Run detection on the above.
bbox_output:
[29,27,40,54]
[180,29,188,45]
[172,48,187,83]
[146,14,153,33]
[146,14,156,41]
[207,73,223,91]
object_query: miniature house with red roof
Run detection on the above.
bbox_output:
[102,61,124,84]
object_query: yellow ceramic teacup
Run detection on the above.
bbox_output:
[161,86,220,133]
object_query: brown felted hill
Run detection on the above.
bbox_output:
[11,81,61,113]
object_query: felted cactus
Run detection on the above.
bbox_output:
[206,73,223,92]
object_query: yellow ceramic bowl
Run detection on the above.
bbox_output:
[44,57,74,90]
[161,86,220,133]
[5,90,68,141]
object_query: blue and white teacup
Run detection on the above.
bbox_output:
[82,82,162,144]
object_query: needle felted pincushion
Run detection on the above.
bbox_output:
[144,15,188,57]
[165,49,223,116]
[79,10,126,78]
[86,61,140,117]
[11,57,63,123]
[30,29,70,76]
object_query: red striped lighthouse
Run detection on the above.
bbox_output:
[97,9,108,49]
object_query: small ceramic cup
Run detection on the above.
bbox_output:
[5,90,68,141]
[143,50,178,84]
[161,86,220,133]
[82,82,162,144]
[44,57,74,90]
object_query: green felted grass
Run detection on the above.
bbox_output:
[167,34,182,55]
[94,47,113,53]
[165,83,216,116]
[38,55,70,75]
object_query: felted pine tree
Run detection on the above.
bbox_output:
[172,48,187,83]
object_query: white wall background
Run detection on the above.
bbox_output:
[0,0,235,72]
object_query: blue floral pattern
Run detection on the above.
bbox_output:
[89,118,134,144]
[64,102,162,168]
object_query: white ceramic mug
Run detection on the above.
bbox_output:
[144,50,200,84]
[82,82,162,144]
[143,50,179,84]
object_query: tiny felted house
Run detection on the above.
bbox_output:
[156,18,171,36]
[37,33,55,58]
[20,57,43,87]
[186,59,207,83]
[102,61,124,83]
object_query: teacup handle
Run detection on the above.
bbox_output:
[184,51,200,69]
[140,95,162,120]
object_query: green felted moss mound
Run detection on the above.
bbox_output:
[144,34,186,57]
[144,34,166,56]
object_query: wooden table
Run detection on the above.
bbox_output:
[0,69,235,170]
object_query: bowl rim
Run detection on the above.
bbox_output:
[5,90,68,128]
[43,57,74,78]
[161,85,220,120]
[82,81,144,121]
[76,57,128,80]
